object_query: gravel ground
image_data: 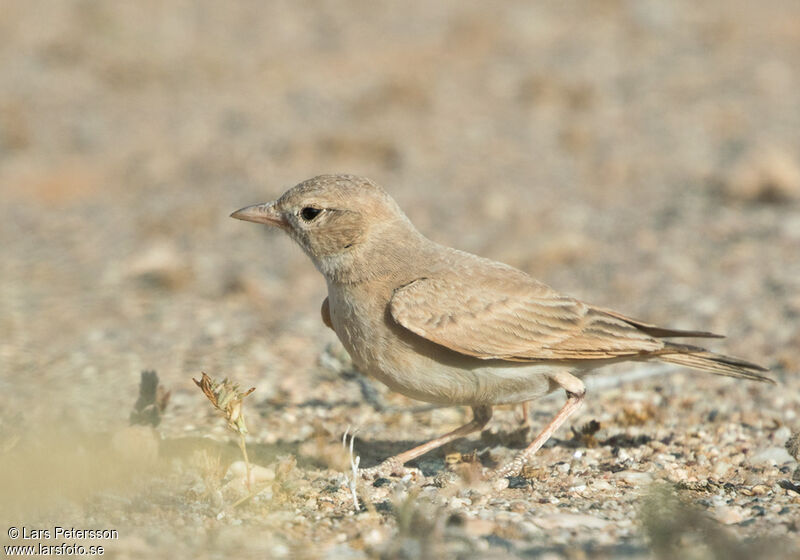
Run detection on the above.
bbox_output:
[2,1,799,558]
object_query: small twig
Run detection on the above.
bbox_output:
[237,432,252,491]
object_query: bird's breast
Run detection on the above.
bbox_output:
[326,285,383,372]
[326,282,458,401]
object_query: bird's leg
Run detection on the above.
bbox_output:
[493,371,585,479]
[361,405,492,479]
[519,401,531,427]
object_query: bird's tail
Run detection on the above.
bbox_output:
[658,344,773,383]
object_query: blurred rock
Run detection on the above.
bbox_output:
[533,513,610,530]
[751,446,795,466]
[786,431,800,461]
[227,461,276,487]
[715,505,748,525]
[722,146,800,203]
[323,544,367,559]
[125,240,193,290]
[6,161,104,204]
[532,233,591,266]
[0,101,30,152]
[462,518,495,537]
[712,461,732,477]
[614,470,653,485]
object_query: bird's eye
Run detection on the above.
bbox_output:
[300,207,323,222]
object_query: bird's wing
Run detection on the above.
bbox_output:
[390,272,665,361]
[321,297,333,330]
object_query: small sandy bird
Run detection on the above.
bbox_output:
[232,174,772,478]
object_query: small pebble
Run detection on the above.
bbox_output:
[507,476,529,489]
[614,470,653,485]
[751,446,795,465]
[492,477,510,491]
[533,513,610,530]
[785,431,800,461]
[712,461,732,477]
[715,506,748,525]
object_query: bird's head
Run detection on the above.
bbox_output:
[232,174,421,282]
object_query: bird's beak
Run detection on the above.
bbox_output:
[230,201,288,229]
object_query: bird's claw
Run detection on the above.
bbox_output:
[490,455,528,480]
[359,458,407,481]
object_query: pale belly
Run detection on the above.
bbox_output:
[326,284,568,406]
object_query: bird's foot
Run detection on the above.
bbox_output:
[490,454,529,480]
[359,457,407,481]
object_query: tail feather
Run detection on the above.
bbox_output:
[595,307,725,339]
[659,344,773,384]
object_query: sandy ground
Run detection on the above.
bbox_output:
[2,1,799,558]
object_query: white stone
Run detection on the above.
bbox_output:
[751,446,795,465]
[533,513,610,530]
[227,461,276,486]
[614,470,653,485]
[712,461,732,477]
[591,480,614,491]
[715,506,748,525]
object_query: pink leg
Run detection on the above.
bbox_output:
[520,401,531,426]
[493,371,585,478]
[362,406,492,478]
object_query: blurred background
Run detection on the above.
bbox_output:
[1,1,799,557]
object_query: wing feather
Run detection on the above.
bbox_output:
[390,274,664,361]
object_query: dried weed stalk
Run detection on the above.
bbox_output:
[570,419,601,447]
[193,372,255,488]
[130,370,171,427]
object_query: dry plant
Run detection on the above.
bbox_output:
[570,419,601,447]
[193,372,255,489]
[342,426,361,511]
[130,370,171,427]
[197,450,226,496]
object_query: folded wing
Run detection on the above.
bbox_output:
[389,272,666,361]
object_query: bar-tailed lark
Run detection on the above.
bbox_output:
[232,174,772,478]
